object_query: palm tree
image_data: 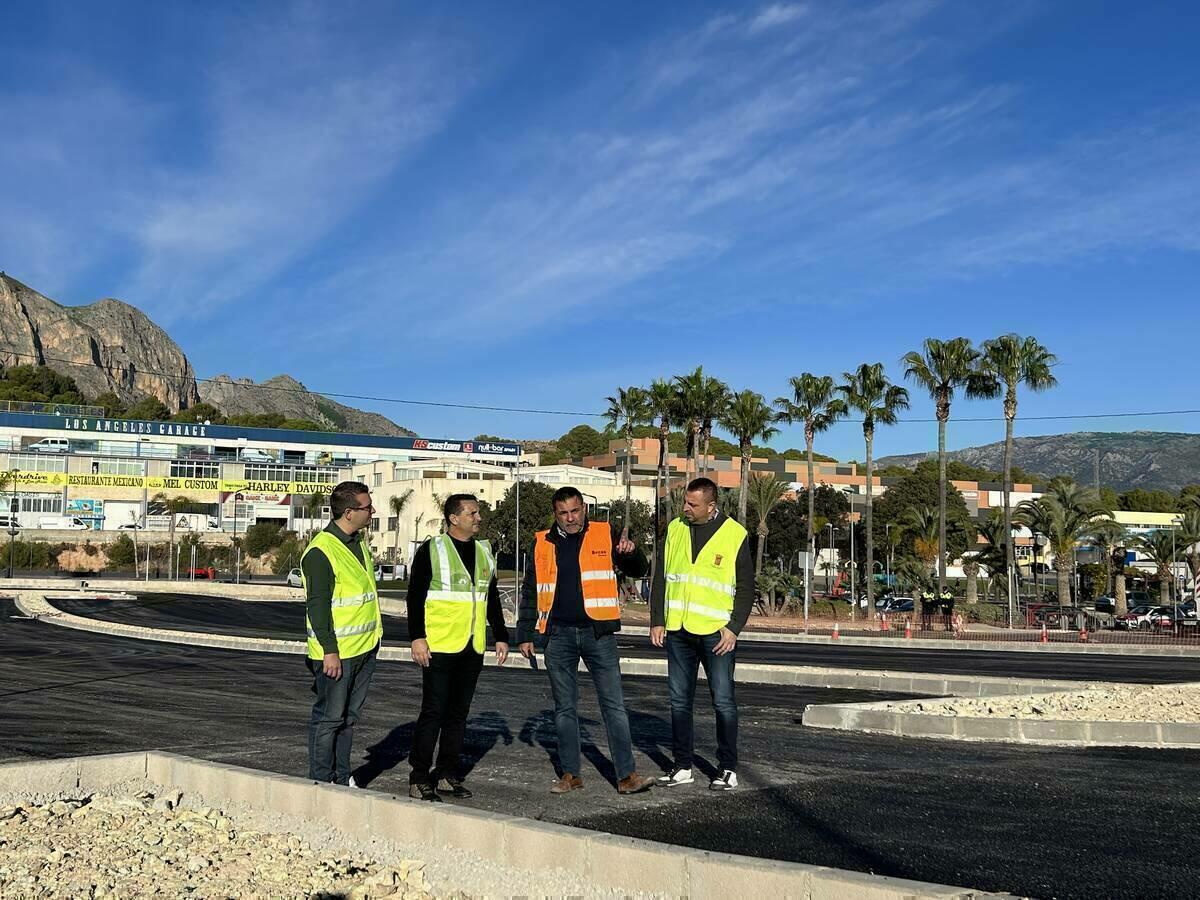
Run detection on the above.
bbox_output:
[1132,529,1180,605]
[971,335,1058,622]
[1087,519,1127,599]
[974,509,1011,586]
[1178,511,1200,602]
[152,492,195,580]
[604,385,651,530]
[1016,481,1108,605]
[673,367,706,486]
[839,363,909,611]
[388,489,415,564]
[719,390,779,526]
[697,375,731,476]
[902,337,981,597]
[962,556,980,605]
[305,490,329,532]
[646,378,678,520]
[747,473,790,576]
[775,374,848,613]
[901,505,939,567]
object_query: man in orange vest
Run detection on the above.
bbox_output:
[517,486,654,795]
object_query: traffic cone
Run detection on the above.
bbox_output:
[1040,622,1048,643]
[904,619,912,640]
[832,621,840,640]
[881,613,889,632]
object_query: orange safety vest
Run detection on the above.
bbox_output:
[533,521,621,633]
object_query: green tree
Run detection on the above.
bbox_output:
[775,373,848,608]
[608,499,654,549]
[902,337,981,597]
[719,390,779,527]
[646,378,679,523]
[272,534,305,575]
[696,374,731,476]
[0,365,86,405]
[746,474,790,576]
[604,386,651,530]
[243,521,285,558]
[555,424,612,459]
[90,392,128,417]
[1016,481,1109,605]
[1087,519,1128,599]
[387,489,414,562]
[839,362,910,611]
[971,334,1058,623]
[873,468,974,566]
[172,402,226,424]
[673,367,707,484]
[126,395,172,420]
[481,480,557,560]
[1132,529,1181,604]
[1118,488,1179,513]
[150,492,195,579]
[105,534,138,569]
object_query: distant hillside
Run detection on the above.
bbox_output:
[0,271,414,438]
[877,431,1200,492]
[199,375,414,437]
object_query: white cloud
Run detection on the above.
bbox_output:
[748,3,808,35]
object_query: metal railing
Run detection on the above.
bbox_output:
[0,400,104,417]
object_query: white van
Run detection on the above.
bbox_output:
[28,438,70,453]
[37,515,90,530]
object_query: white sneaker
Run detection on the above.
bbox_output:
[710,770,737,791]
[348,776,359,789]
[656,766,694,787]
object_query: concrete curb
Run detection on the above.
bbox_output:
[802,694,1200,749]
[23,592,1108,697]
[0,751,1017,899]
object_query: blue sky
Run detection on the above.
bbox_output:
[3,1,1199,460]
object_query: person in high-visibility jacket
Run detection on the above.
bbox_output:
[405,494,509,801]
[301,481,384,786]
[516,486,654,795]
[650,477,754,792]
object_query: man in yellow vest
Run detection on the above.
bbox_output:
[517,486,654,795]
[650,477,754,791]
[301,480,383,786]
[406,494,509,801]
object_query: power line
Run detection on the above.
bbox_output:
[3,347,1200,425]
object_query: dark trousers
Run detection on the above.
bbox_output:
[409,647,484,785]
[307,648,377,784]
[544,625,637,779]
[667,629,738,772]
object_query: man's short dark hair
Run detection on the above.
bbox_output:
[330,481,370,519]
[551,486,585,508]
[686,477,718,503]
[443,493,479,525]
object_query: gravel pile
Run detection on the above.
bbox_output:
[900,683,1200,722]
[0,790,436,899]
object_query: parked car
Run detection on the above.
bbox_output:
[37,515,90,530]
[1114,605,1162,630]
[186,566,217,580]
[879,597,914,613]
[241,449,276,463]
[1094,595,1116,614]
[286,568,303,588]
[27,438,69,453]
[117,521,145,530]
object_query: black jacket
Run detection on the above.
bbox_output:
[516,521,648,645]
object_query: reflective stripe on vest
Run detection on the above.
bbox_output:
[424,535,495,654]
[663,515,746,635]
[302,530,382,661]
[533,522,620,634]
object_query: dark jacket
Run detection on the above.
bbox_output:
[650,511,755,635]
[516,520,648,646]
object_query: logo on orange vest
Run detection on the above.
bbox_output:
[713,554,723,566]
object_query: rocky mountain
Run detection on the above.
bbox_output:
[877,431,1200,492]
[0,272,200,409]
[199,374,414,437]
[0,272,413,436]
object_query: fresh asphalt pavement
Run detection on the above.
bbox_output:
[5,599,1198,898]
[49,594,1200,683]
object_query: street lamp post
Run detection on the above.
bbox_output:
[6,498,17,580]
[233,492,244,584]
[884,523,892,593]
[826,522,834,596]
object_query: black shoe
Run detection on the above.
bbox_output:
[408,782,442,802]
[436,777,473,799]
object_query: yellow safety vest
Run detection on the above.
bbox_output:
[664,515,746,635]
[302,531,382,661]
[425,535,496,654]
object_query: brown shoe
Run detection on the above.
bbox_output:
[617,772,654,795]
[550,774,584,794]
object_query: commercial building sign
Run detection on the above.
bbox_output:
[0,411,521,456]
[8,471,335,495]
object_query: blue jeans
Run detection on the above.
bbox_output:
[666,630,737,772]
[544,625,637,779]
[307,648,377,784]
